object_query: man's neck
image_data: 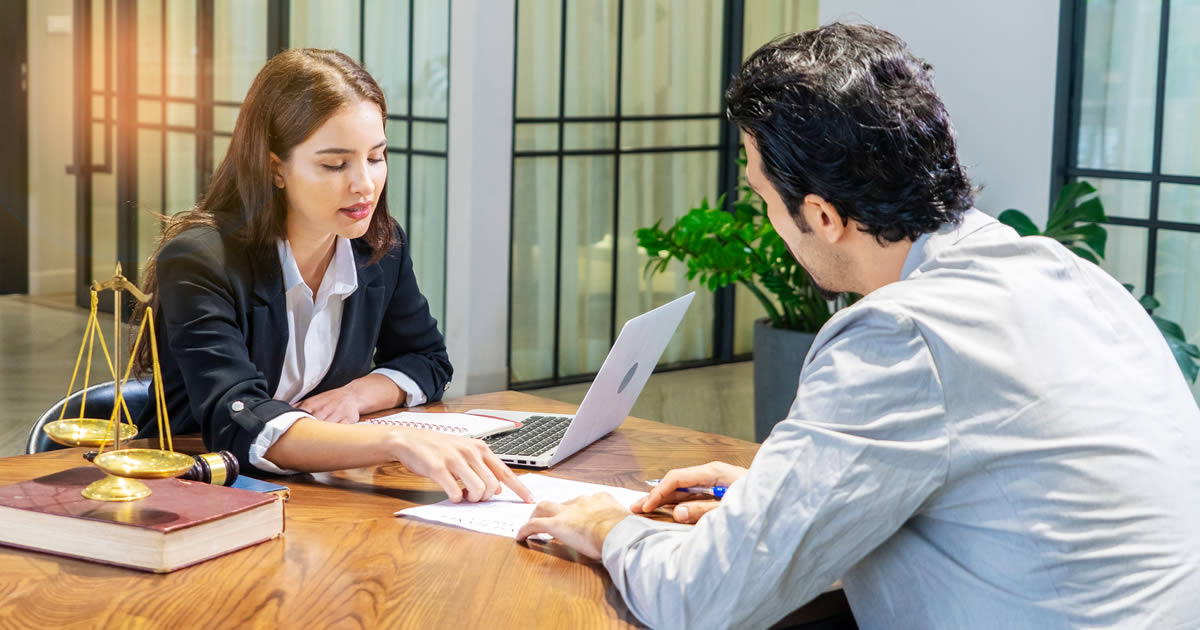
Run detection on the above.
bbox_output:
[850,237,914,295]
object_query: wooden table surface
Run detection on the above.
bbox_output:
[0,391,848,629]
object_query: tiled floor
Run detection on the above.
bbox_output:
[0,294,757,457]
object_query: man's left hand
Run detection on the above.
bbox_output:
[516,493,630,560]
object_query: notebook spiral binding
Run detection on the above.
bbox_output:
[365,418,470,434]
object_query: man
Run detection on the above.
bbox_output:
[516,23,1200,629]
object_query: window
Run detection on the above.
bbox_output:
[78,0,448,327]
[509,0,817,387]
[1055,0,1200,401]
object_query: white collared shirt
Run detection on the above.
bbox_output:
[602,209,1200,629]
[248,237,427,474]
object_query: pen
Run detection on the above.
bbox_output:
[644,479,727,499]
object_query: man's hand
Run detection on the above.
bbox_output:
[632,461,748,524]
[516,493,630,560]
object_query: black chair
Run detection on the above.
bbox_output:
[27,379,153,454]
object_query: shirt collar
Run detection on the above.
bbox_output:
[328,236,359,297]
[275,237,359,298]
[900,208,997,280]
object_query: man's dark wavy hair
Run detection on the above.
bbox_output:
[726,23,974,243]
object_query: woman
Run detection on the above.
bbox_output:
[131,49,531,504]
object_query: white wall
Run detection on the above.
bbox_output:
[27,0,77,295]
[443,0,515,397]
[818,0,1061,225]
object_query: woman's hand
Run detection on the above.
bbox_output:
[392,428,535,504]
[631,461,747,524]
[296,385,364,424]
[297,374,408,424]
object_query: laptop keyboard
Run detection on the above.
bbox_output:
[485,415,572,457]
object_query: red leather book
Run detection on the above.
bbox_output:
[0,466,284,573]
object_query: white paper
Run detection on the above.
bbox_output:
[395,474,648,539]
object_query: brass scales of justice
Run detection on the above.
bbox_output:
[40,264,195,501]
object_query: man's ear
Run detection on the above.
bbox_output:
[269,152,285,189]
[802,194,847,244]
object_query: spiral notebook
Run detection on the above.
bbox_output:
[363,412,521,439]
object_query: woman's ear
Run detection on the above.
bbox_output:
[269,152,285,189]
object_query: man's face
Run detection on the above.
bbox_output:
[743,135,843,299]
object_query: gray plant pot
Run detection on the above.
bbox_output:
[753,318,816,442]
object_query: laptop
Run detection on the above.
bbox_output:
[475,292,695,468]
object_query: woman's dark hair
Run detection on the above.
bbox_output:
[727,23,974,243]
[131,48,395,374]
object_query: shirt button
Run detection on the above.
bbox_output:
[231,401,245,412]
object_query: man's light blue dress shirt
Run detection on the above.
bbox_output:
[602,209,1200,629]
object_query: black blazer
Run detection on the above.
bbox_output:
[134,223,452,473]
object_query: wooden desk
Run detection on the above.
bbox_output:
[0,391,849,628]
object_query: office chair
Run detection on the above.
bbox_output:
[26,379,152,454]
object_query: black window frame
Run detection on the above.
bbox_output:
[1051,0,1200,302]
[507,0,750,389]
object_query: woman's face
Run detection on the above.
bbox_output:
[272,99,387,246]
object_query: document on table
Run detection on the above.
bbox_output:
[395,474,648,539]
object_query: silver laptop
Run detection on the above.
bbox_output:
[475,292,695,468]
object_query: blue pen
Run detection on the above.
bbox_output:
[645,479,727,499]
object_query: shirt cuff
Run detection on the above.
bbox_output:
[248,410,312,475]
[601,515,691,576]
[601,515,692,628]
[371,367,428,407]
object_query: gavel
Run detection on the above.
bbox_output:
[83,450,241,486]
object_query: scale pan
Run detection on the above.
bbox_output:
[92,448,195,479]
[43,418,138,448]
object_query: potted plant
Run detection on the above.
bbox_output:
[998,181,1199,385]
[635,178,842,442]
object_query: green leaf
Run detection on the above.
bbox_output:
[1173,346,1200,384]
[1047,181,1097,232]
[1179,338,1200,360]
[1070,196,1107,225]
[1138,293,1160,310]
[1152,315,1200,384]
[1051,198,1107,234]
[1049,224,1108,259]
[1152,314,1189,342]
[998,209,1041,236]
[1067,245,1099,264]
[1080,223,1107,259]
